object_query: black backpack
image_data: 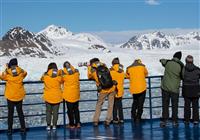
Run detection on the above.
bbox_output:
[96,65,113,89]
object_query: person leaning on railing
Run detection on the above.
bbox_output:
[0,58,27,135]
[110,57,125,124]
[159,51,184,127]
[87,58,116,127]
[126,59,148,123]
[41,63,63,131]
[182,55,200,126]
[62,61,81,129]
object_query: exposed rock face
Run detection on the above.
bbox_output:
[0,27,54,57]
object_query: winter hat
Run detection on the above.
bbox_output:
[136,59,142,64]
[47,62,57,71]
[173,51,182,60]
[90,58,100,65]
[185,55,193,63]
[63,61,71,68]
[8,58,18,68]
[134,59,142,64]
[63,61,74,75]
[112,57,120,65]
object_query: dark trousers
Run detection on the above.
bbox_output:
[131,90,146,120]
[66,101,80,126]
[46,102,60,126]
[184,97,199,122]
[7,99,25,130]
[161,90,179,121]
[113,97,124,121]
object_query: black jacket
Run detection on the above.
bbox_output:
[182,63,200,97]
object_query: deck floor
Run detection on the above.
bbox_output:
[0,120,199,140]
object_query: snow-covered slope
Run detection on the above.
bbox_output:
[120,31,200,50]
[0,26,199,80]
[37,25,111,54]
[0,25,111,58]
[38,24,73,39]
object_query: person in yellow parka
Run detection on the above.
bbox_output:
[110,57,125,124]
[62,61,81,128]
[0,58,27,135]
[87,58,116,126]
[126,59,148,123]
[41,62,63,130]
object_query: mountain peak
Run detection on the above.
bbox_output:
[2,26,34,41]
[188,31,199,36]
[38,24,73,38]
[152,31,165,38]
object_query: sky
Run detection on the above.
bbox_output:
[0,0,199,41]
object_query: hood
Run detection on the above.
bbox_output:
[172,57,182,64]
[6,66,23,76]
[111,64,124,73]
[91,61,103,68]
[132,60,145,67]
[63,64,77,75]
[185,63,197,72]
[47,69,60,77]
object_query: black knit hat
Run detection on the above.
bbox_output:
[63,61,71,68]
[173,51,182,60]
[112,57,120,65]
[90,58,100,65]
[8,58,18,68]
[47,62,57,71]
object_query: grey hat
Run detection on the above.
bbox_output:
[185,55,193,63]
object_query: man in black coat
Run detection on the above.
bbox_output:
[182,55,200,125]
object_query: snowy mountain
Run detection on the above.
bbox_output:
[0,25,110,57]
[120,31,200,50]
[37,25,110,53]
[0,27,57,57]
[38,24,73,38]
[0,26,199,57]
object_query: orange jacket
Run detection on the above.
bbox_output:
[0,66,27,101]
[62,65,80,103]
[87,62,116,94]
[110,64,125,98]
[41,69,63,104]
[126,61,148,94]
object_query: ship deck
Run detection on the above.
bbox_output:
[1,119,199,140]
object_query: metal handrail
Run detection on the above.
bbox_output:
[0,75,165,130]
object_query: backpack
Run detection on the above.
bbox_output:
[96,65,113,89]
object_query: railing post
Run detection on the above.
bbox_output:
[63,100,66,127]
[148,77,153,122]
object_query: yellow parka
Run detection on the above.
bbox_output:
[110,64,125,98]
[87,62,116,94]
[62,65,80,103]
[0,66,27,101]
[126,60,148,94]
[41,69,63,104]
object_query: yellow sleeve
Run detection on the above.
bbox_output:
[125,69,130,79]
[87,66,94,80]
[144,67,148,77]
[0,71,8,81]
[40,74,45,81]
[22,70,27,78]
